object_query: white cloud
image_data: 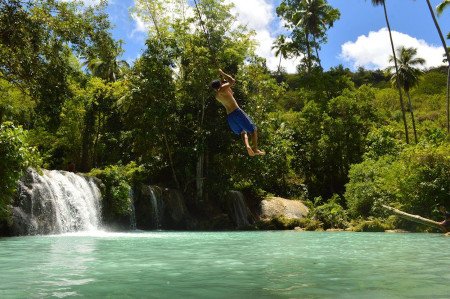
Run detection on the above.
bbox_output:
[226,0,298,73]
[130,1,195,37]
[227,0,273,31]
[130,13,148,37]
[129,0,297,72]
[341,28,445,70]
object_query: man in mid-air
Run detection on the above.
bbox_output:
[210,69,265,156]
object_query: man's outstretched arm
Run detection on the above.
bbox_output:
[219,69,236,85]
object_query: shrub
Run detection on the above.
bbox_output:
[311,195,348,229]
[351,217,394,232]
[397,145,450,218]
[89,162,143,221]
[0,122,41,221]
[345,156,400,217]
[345,143,450,222]
[297,217,323,231]
[364,126,404,160]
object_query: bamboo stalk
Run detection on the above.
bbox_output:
[382,205,448,233]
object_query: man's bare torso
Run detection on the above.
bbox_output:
[216,85,239,114]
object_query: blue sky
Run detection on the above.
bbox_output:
[99,0,450,72]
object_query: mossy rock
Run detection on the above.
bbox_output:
[351,218,393,232]
[256,216,303,230]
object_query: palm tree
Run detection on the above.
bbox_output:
[387,46,425,143]
[86,57,130,82]
[437,0,450,14]
[272,35,290,74]
[430,0,450,133]
[293,0,339,70]
[370,0,409,143]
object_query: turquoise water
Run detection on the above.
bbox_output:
[0,231,449,298]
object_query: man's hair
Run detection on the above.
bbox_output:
[210,79,221,90]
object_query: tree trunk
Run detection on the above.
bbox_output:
[196,152,204,202]
[278,54,282,75]
[447,65,450,133]
[92,112,103,168]
[313,36,322,69]
[382,205,448,233]
[426,0,450,133]
[163,133,180,190]
[305,31,312,73]
[406,90,418,143]
[0,107,4,124]
[383,2,409,144]
[80,103,96,172]
[145,1,162,38]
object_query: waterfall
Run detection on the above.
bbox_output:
[129,189,137,230]
[149,186,163,229]
[134,185,165,229]
[134,186,192,230]
[227,191,251,228]
[12,168,102,235]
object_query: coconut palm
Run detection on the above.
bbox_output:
[369,0,409,143]
[387,46,425,143]
[293,0,339,70]
[437,0,450,15]
[277,0,339,72]
[431,0,450,133]
[272,35,291,74]
[86,57,130,82]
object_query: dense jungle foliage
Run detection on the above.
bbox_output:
[1,0,449,231]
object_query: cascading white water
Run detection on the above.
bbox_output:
[227,191,250,228]
[39,170,101,233]
[149,187,162,229]
[14,169,102,235]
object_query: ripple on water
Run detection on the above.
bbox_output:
[0,231,449,298]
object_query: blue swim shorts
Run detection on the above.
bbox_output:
[227,108,256,135]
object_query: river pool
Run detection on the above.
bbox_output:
[0,231,449,298]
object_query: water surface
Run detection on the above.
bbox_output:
[1,231,449,298]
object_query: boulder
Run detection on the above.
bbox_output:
[260,197,309,220]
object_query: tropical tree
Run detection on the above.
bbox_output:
[0,0,114,133]
[277,0,340,73]
[84,41,130,82]
[272,35,291,74]
[387,46,425,143]
[294,0,340,69]
[369,0,409,144]
[432,0,450,133]
[437,0,450,16]
[128,0,253,203]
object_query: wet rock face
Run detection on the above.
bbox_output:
[259,197,309,220]
[162,188,191,229]
[133,185,192,230]
[226,191,252,229]
[12,169,59,235]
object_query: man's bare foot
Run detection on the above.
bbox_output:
[246,146,255,156]
[253,149,266,156]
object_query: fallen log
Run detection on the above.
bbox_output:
[382,205,448,233]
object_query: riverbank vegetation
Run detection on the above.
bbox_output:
[1,0,449,232]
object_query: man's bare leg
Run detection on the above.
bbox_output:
[241,132,255,156]
[250,129,265,155]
